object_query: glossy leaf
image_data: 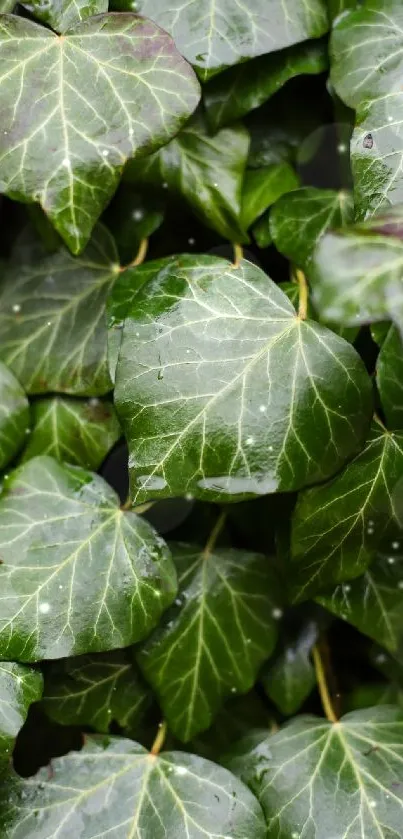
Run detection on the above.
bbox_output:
[204,38,328,132]
[241,163,299,231]
[0,14,200,253]
[21,396,120,469]
[261,620,318,715]
[271,187,354,269]
[0,736,267,839]
[137,542,281,741]
[290,423,403,601]
[114,254,372,504]
[0,225,118,396]
[42,651,150,734]
[22,0,107,33]
[125,112,249,243]
[376,326,403,430]
[0,456,177,662]
[226,706,403,838]
[0,362,29,470]
[0,662,43,771]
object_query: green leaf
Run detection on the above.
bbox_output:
[0,735,267,839]
[328,0,359,20]
[317,552,403,653]
[0,361,29,470]
[371,322,391,348]
[252,213,273,248]
[0,0,15,10]
[290,423,403,601]
[190,691,273,762]
[114,254,372,504]
[376,326,403,429]
[270,187,354,269]
[0,14,200,254]
[240,163,299,231]
[22,0,107,33]
[42,651,150,735]
[105,186,165,266]
[226,706,403,838]
[204,38,328,132]
[0,456,177,662]
[0,225,118,396]
[135,0,328,81]
[125,112,249,243]
[0,662,43,772]
[137,541,281,742]
[261,620,318,715]
[20,396,121,469]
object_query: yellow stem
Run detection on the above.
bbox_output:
[312,645,338,723]
[150,721,167,756]
[120,238,149,272]
[120,496,132,511]
[232,243,243,268]
[203,511,226,559]
[296,268,308,320]
[133,501,155,515]
[374,413,388,432]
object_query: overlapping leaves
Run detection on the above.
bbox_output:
[0,663,43,772]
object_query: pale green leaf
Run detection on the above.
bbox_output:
[0,662,43,772]
[0,362,29,470]
[22,0,107,33]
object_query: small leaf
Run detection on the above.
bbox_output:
[0,736,267,838]
[290,423,403,601]
[20,396,121,469]
[0,225,118,396]
[0,14,200,253]
[271,187,354,269]
[22,0,107,33]
[226,706,403,838]
[240,163,299,231]
[105,186,165,266]
[114,254,372,503]
[0,662,43,772]
[42,651,150,735]
[0,456,177,662]
[261,620,318,715]
[376,326,403,429]
[0,361,29,470]
[137,542,281,741]
[204,38,328,132]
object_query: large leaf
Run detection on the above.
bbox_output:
[42,651,150,734]
[137,542,281,741]
[0,662,43,772]
[270,187,354,269]
[22,0,107,32]
[261,619,318,716]
[204,39,328,132]
[331,1,403,219]
[290,423,403,601]
[241,163,299,231]
[125,112,249,243]
[0,362,29,470]
[0,456,177,662]
[0,225,118,396]
[226,706,403,838]
[376,326,403,429]
[0,736,267,839]
[21,396,121,469]
[135,0,328,81]
[0,14,200,254]
[114,254,372,504]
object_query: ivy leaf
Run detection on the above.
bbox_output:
[290,423,403,601]
[261,620,318,716]
[105,186,165,266]
[20,396,121,469]
[125,112,249,243]
[42,651,151,735]
[376,327,403,429]
[317,552,403,653]
[241,163,299,231]
[114,254,372,504]
[0,14,200,254]
[137,541,281,742]
[0,735,267,839]
[204,39,328,132]
[0,662,43,772]
[226,706,403,838]
[270,187,354,269]
[0,225,118,396]
[22,0,107,33]
[0,362,29,470]
[0,456,177,662]
[135,0,328,81]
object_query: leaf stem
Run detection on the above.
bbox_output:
[150,721,167,756]
[203,511,226,559]
[312,644,338,724]
[133,501,155,515]
[120,238,149,272]
[374,413,388,432]
[296,268,308,320]
[232,243,243,268]
[120,496,132,511]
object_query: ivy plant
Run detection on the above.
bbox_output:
[1,1,403,837]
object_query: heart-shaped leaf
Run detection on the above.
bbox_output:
[376,326,403,429]
[42,651,151,734]
[261,619,319,716]
[0,662,43,772]
[0,456,177,662]
[0,362,29,470]
[135,0,329,80]
[0,14,200,253]
[137,541,282,741]
[22,0,107,33]
[114,255,372,504]
[290,423,403,601]
[241,163,299,231]
[21,397,121,469]
[226,706,403,838]
[0,736,267,839]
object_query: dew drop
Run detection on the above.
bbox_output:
[231,687,236,693]
[344,584,351,592]
[259,405,266,412]
[175,766,188,775]
[376,653,386,664]
[337,143,347,154]
[39,602,50,614]
[89,398,99,407]
[272,607,283,620]
[102,149,109,157]
[392,541,400,550]
[132,209,144,221]
[162,182,168,189]
[188,238,195,245]
[398,581,403,589]
[369,799,377,808]
[62,157,70,167]
[245,436,254,446]
[12,303,21,313]
[185,493,193,501]
[388,557,396,565]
